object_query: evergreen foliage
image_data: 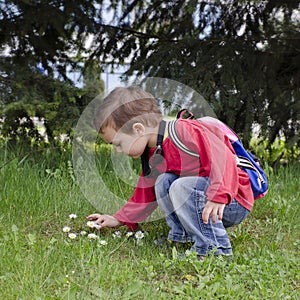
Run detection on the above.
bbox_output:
[95,0,299,146]
[0,1,299,147]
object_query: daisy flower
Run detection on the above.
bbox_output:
[68,233,77,239]
[69,214,77,219]
[87,233,98,240]
[63,226,71,233]
[112,231,122,238]
[86,221,101,229]
[135,230,144,240]
[80,230,87,236]
[126,232,134,238]
[99,240,108,246]
[86,221,95,228]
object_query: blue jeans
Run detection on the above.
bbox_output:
[155,173,250,256]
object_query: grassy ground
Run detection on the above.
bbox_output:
[0,147,299,299]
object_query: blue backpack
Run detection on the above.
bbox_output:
[170,110,268,200]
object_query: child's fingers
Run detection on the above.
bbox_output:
[202,202,225,224]
[218,207,224,220]
[86,214,121,228]
[86,213,101,220]
[201,207,211,224]
[211,212,217,223]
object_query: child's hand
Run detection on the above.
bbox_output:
[86,214,122,229]
[202,201,225,224]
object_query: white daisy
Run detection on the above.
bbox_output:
[112,231,122,238]
[126,232,134,237]
[63,226,71,233]
[87,233,98,240]
[69,214,77,219]
[135,231,144,240]
[86,221,95,228]
[99,240,108,245]
[68,233,77,239]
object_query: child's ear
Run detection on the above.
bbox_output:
[132,123,145,134]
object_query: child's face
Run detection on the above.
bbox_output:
[101,125,149,158]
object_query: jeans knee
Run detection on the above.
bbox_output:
[168,177,190,208]
[168,176,210,208]
[168,177,185,197]
[169,176,209,196]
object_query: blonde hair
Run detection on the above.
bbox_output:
[94,86,163,133]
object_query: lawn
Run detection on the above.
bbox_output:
[0,147,299,299]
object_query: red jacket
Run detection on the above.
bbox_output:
[114,119,254,231]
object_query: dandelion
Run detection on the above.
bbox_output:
[126,232,134,238]
[99,240,108,246]
[80,230,87,236]
[68,233,77,239]
[112,231,122,238]
[135,230,144,240]
[87,233,98,240]
[63,226,71,233]
[69,214,77,219]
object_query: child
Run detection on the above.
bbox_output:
[87,86,253,258]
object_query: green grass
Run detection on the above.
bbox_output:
[0,147,299,299]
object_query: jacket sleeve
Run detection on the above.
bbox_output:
[114,174,157,231]
[176,120,239,204]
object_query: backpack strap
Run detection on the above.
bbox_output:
[141,120,166,176]
[141,147,151,176]
[156,120,166,155]
[176,108,195,120]
[168,120,199,158]
[235,155,265,183]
